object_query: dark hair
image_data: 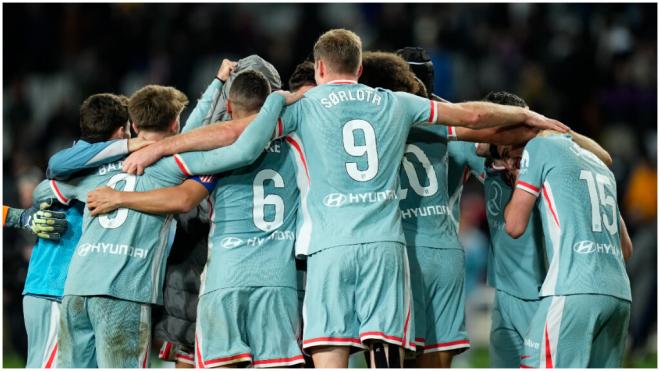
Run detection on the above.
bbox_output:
[79,93,129,143]
[228,70,271,113]
[483,91,528,108]
[360,51,427,98]
[396,46,435,98]
[128,85,188,132]
[288,61,316,92]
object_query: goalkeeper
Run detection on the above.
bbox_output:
[3,204,67,240]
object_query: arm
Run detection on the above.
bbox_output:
[181,59,237,133]
[435,100,568,132]
[87,179,210,216]
[123,115,255,175]
[47,140,128,180]
[455,125,539,146]
[173,93,288,175]
[619,214,633,261]
[504,188,537,238]
[3,202,68,240]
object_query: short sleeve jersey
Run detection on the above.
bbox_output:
[398,125,462,250]
[516,134,631,301]
[273,81,441,255]
[483,165,546,300]
[447,140,486,228]
[193,138,299,295]
[32,157,210,304]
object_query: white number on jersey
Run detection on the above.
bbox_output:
[579,170,618,235]
[253,169,284,232]
[99,173,137,229]
[342,120,379,181]
[401,144,439,197]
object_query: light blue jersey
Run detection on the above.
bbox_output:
[399,125,461,249]
[47,139,129,180]
[516,134,631,301]
[273,81,442,255]
[483,165,546,300]
[188,138,299,295]
[447,140,486,227]
[33,157,192,304]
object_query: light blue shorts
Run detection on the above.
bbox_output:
[195,287,304,368]
[489,289,540,367]
[407,247,470,353]
[302,242,415,352]
[23,295,60,368]
[521,294,630,368]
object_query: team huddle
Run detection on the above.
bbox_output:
[14,28,632,368]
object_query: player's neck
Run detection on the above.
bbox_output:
[137,131,171,142]
[319,73,358,85]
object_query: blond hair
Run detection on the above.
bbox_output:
[313,29,362,75]
[128,85,188,131]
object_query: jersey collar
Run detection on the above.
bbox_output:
[326,79,358,85]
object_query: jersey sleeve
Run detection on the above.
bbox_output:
[182,79,223,133]
[272,100,301,140]
[188,175,219,193]
[46,140,128,180]
[516,137,545,198]
[32,177,91,206]
[463,142,486,182]
[393,91,440,127]
[175,93,287,175]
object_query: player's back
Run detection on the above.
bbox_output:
[399,125,461,250]
[518,134,630,301]
[202,138,299,295]
[284,82,430,255]
[36,158,187,304]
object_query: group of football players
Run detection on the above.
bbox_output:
[6,28,632,368]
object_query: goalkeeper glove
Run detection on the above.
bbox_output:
[6,202,68,240]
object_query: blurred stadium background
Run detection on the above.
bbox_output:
[2,3,657,368]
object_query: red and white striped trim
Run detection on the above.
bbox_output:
[272,118,284,140]
[203,353,253,368]
[41,300,60,368]
[158,341,174,361]
[195,334,205,368]
[447,125,457,139]
[286,133,312,256]
[541,296,565,368]
[327,79,358,85]
[516,180,541,198]
[542,184,560,228]
[49,180,70,205]
[175,352,195,366]
[302,336,367,350]
[428,100,440,124]
[252,354,305,368]
[414,337,426,347]
[174,154,192,177]
[421,339,471,353]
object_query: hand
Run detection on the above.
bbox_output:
[21,201,68,240]
[525,111,570,133]
[127,138,155,153]
[87,186,122,216]
[276,86,311,105]
[122,143,163,175]
[217,59,237,82]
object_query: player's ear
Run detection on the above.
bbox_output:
[317,59,325,78]
[226,100,232,115]
[356,64,363,79]
[131,121,140,135]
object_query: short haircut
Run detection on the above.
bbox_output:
[483,91,528,108]
[228,70,271,114]
[79,93,129,143]
[288,61,316,92]
[128,85,188,132]
[359,51,427,98]
[313,29,362,75]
